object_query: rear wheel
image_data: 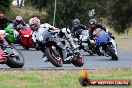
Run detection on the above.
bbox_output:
[45,45,63,67]
[106,46,118,61]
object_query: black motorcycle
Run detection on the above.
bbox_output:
[0,44,24,68]
[34,29,84,67]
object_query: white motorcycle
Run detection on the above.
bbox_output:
[73,30,94,55]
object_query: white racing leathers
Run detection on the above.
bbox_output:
[61,28,77,50]
[32,24,78,61]
[32,23,52,43]
[32,23,54,62]
[32,24,77,50]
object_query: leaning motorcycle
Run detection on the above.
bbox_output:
[0,44,24,68]
[33,28,84,67]
[93,28,118,60]
[73,30,95,55]
[17,24,34,49]
[4,23,19,44]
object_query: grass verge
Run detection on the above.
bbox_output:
[0,67,132,88]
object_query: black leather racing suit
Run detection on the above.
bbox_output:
[71,24,87,39]
[0,18,13,30]
[14,20,26,31]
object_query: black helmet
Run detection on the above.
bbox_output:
[72,19,80,25]
[16,16,22,24]
[89,19,97,25]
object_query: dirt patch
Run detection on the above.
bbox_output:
[116,38,132,51]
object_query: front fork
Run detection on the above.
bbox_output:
[102,45,113,57]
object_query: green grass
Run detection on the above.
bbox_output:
[0,67,132,88]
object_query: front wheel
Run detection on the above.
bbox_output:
[106,46,118,61]
[72,55,84,67]
[23,46,29,50]
[45,45,63,67]
[6,46,24,68]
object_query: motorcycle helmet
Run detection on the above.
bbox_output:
[16,16,23,24]
[29,17,40,31]
[89,19,97,25]
[72,19,80,25]
[89,19,97,29]
[0,13,5,20]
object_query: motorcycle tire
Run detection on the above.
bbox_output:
[96,50,102,56]
[72,55,84,67]
[6,46,24,68]
[89,51,93,56]
[106,46,118,61]
[45,44,63,67]
[23,46,29,50]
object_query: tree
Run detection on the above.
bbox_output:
[24,0,108,27]
[45,0,109,28]
[107,0,132,34]
[0,0,12,14]
[25,0,48,12]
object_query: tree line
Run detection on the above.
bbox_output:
[0,0,132,34]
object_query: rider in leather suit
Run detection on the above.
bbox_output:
[88,19,117,55]
[29,17,79,61]
[0,13,13,30]
[71,19,87,39]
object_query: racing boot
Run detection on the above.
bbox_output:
[42,53,48,62]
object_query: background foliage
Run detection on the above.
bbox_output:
[0,0,12,15]
[107,0,132,34]
[0,0,132,33]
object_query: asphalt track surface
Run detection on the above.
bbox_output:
[0,45,132,69]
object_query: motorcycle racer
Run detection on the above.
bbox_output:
[88,19,117,55]
[0,13,13,30]
[71,19,87,39]
[29,17,79,61]
[14,16,26,31]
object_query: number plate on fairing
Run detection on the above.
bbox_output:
[24,35,29,37]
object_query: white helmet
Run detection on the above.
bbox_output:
[16,16,23,23]
[16,16,22,21]
[29,17,40,26]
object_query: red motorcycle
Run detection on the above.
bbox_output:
[17,24,34,49]
[0,49,6,63]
